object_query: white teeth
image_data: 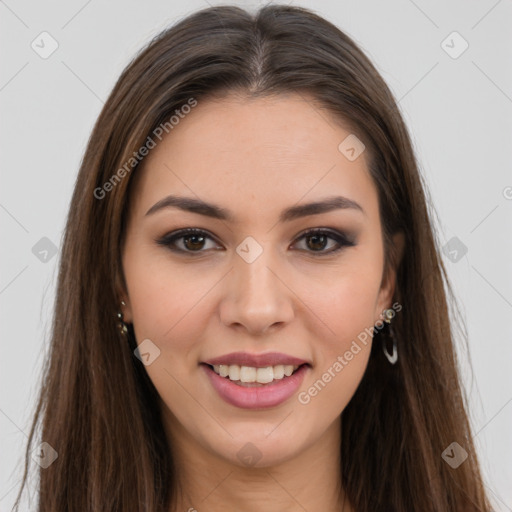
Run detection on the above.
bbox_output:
[273,365,285,379]
[256,366,274,384]
[283,365,294,377]
[240,366,257,383]
[211,363,301,383]
[228,365,240,381]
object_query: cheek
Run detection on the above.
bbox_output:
[124,246,211,343]
[122,259,214,411]
[296,256,382,411]
[300,256,383,345]
[123,251,211,410]
[299,280,376,415]
[330,272,381,338]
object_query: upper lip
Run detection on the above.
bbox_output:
[203,351,311,368]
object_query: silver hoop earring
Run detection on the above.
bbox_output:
[381,308,398,364]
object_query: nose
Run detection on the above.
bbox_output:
[219,247,295,336]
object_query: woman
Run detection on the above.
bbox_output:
[14,4,492,511]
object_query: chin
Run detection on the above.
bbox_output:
[208,420,318,469]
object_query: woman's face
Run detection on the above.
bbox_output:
[121,92,398,468]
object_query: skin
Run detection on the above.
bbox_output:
[120,92,403,512]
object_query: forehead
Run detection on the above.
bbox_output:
[128,92,379,225]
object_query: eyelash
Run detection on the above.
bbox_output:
[155,227,355,256]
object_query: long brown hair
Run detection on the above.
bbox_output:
[13,4,491,511]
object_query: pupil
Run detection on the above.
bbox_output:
[184,235,205,250]
[308,234,326,251]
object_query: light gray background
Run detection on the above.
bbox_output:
[1,0,511,510]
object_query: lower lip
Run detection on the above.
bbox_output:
[202,364,309,409]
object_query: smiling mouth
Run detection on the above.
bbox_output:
[205,363,307,386]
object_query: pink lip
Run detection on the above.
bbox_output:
[203,351,310,367]
[201,363,309,409]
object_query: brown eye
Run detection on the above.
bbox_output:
[182,233,206,251]
[156,227,355,256]
[292,228,355,255]
[305,233,330,251]
[156,229,221,254]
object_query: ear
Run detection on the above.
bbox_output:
[374,231,405,323]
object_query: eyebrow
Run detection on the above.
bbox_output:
[145,194,365,222]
